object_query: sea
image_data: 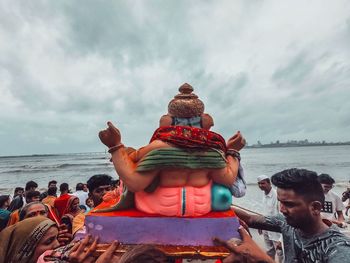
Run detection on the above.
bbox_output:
[0,145,349,213]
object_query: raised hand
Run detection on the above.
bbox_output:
[227,131,246,151]
[69,235,97,263]
[57,224,73,246]
[99,121,122,148]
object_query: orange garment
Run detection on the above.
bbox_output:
[42,195,56,208]
[72,212,85,235]
[6,209,20,226]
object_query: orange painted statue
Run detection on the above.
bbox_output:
[97,83,246,217]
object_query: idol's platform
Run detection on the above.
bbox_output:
[84,200,240,247]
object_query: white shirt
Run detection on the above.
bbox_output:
[321,191,345,220]
[72,190,89,207]
[262,188,282,241]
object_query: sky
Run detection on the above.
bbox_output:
[0,0,350,156]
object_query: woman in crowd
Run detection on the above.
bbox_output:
[63,196,81,218]
[61,196,85,235]
[0,216,60,263]
[0,216,122,263]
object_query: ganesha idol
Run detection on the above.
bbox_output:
[84,83,246,257]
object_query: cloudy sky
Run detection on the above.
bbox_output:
[1,0,349,156]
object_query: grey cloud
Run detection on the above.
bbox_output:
[56,1,204,68]
[271,52,315,85]
[1,1,350,155]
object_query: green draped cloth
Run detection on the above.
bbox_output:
[136,148,227,172]
[94,148,227,212]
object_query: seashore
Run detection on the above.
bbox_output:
[1,85,349,261]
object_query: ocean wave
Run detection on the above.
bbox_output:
[245,181,349,186]
[0,162,111,173]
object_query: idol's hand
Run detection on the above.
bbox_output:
[99,122,121,148]
[227,131,246,151]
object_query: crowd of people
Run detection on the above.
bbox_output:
[0,169,349,262]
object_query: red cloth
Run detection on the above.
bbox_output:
[53,194,72,219]
[150,126,227,152]
[46,205,60,225]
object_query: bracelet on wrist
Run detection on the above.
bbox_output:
[226,148,241,161]
[108,143,124,154]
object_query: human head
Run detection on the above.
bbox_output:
[25,180,38,192]
[59,183,69,194]
[317,173,335,194]
[86,174,112,206]
[48,180,57,188]
[271,168,324,229]
[0,195,10,209]
[257,175,271,193]
[66,196,80,214]
[14,187,24,197]
[19,202,48,221]
[25,190,41,204]
[85,197,94,208]
[79,205,87,213]
[83,184,88,192]
[0,217,59,263]
[119,244,168,263]
[47,186,57,196]
[76,182,84,191]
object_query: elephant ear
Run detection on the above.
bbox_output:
[201,113,214,130]
[159,114,172,127]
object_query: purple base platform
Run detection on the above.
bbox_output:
[83,214,240,246]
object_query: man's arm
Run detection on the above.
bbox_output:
[232,206,281,232]
[335,194,346,222]
[336,210,345,222]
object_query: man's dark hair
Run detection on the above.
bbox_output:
[8,195,24,212]
[317,174,335,185]
[60,183,69,193]
[48,180,57,187]
[25,190,41,203]
[0,195,10,208]
[87,174,112,193]
[76,183,84,191]
[19,201,48,221]
[271,168,325,204]
[25,181,38,191]
[14,187,24,194]
[47,186,57,196]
